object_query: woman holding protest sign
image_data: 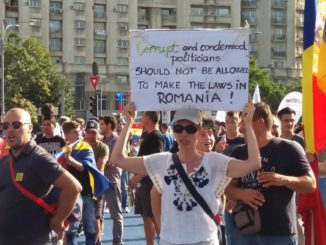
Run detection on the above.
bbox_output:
[111,99,260,245]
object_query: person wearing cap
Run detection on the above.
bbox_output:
[84,120,109,245]
[111,101,261,245]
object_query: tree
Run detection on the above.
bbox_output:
[248,58,301,113]
[3,33,73,124]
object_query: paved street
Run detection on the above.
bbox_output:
[76,208,155,245]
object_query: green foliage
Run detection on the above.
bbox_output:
[3,33,74,122]
[248,58,302,113]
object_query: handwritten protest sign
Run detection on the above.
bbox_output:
[130,29,249,111]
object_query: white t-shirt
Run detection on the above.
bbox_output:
[144,151,232,245]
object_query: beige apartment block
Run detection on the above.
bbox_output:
[0,0,303,118]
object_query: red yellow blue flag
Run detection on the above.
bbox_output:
[299,1,326,244]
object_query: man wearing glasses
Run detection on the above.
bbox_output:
[0,108,82,245]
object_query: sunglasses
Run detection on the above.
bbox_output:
[173,124,198,134]
[2,121,30,130]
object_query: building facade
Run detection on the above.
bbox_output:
[0,0,303,118]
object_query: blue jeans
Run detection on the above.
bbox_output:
[66,195,96,245]
[121,170,129,209]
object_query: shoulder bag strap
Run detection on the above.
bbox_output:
[172,153,219,226]
[9,157,55,214]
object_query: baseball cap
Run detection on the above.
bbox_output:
[173,109,202,126]
[85,120,99,132]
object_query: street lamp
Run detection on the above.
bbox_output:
[1,22,19,118]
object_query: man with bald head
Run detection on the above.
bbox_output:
[0,108,82,245]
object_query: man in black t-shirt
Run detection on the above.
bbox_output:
[225,102,316,245]
[35,117,66,155]
[129,111,164,245]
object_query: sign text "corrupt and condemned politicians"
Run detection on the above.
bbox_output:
[130,29,249,111]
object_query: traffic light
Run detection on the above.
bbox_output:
[92,62,98,76]
[90,96,97,116]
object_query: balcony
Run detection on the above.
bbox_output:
[162,14,176,22]
[242,0,257,8]
[138,15,150,24]
[94,47,106,53]
[94,11,106,18]
[272,50,286,58]
[272,0,287,8]
[273,34,286,41]
[94,29,107,36]
[50,7,63,15]
[272,17,286,25]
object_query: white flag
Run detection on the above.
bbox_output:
[252,84,261,103]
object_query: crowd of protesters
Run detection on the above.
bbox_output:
[0,99,325,245]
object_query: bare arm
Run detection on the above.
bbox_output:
[226,101,261,178]
[257,170,316,193]
[97,157,107,172]
[50,171,82,235]
[151,187,161,234]
[111,102,147,175]
[319,160,326,175]
[225,179,265,209]
[65,147,85,172]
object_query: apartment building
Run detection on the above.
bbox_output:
[0,0,303,118]
[242,0,304,83]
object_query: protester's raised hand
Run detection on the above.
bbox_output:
[242,98,255,128]
[124,102,137,125]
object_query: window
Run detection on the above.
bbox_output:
[272,44,286,57]
[117,40,129,48]
[49,20,62,33]
[72,2,85,11]
[4,17,17,25]
[273,61,284,68]
[138,8,149,21]
[74,38,86,47]
[94,57,106,65]
[117,57,129,66]
[49,38,62,52]
[30,0,41,8]
[216,7,230,16]
[51,56,62,64]
[116,75,128,84]
[74,73,85,110]
[50,2,62,14]
[94,4,106,17]
[94,22,106,36]
[74,20,85,29]
[117,4,128,13]
[242,10,256,23]
[272,10,285,22]
[273,28,285,40]
[249,45,257,56]
[74,56,85,64]
[162,8,176,21]
[94,40,106,53]
[191,7,204,16]
[118,22,128,32]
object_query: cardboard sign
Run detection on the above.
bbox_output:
[130,29,249,111]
